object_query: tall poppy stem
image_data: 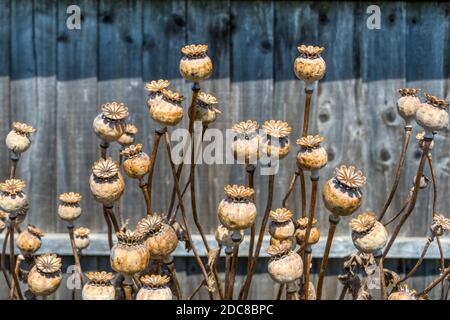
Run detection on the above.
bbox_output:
[146,128,164,216]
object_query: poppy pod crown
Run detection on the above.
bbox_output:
[197,92,218,106]
[350,212,376,234]
[270,208,293,223]
[86,271,113,286]
[181,44,208,57]
[296,135,324,149]
[425,93,450,109]
[27,224,45,238]
[120,144,143,158]
[262,120,292,139]
[101,102,129,121]
[297,217,317,229]
[297,45,325,59]
[136,214,164,236]
[144,80,170,93]
[398,88,420,97]
[11,122,36,136]
[430,214,450,235]
[334,165,366,189]
[116,230,145,246]
[232,120,259,136]
[124,123,138,135]
[266,243,292,258]
[140,274,170,288]
[74,227,91,238]
[223,185,254,201]
[0,179,26,195]
[35,254,62,274]
[161,89,185,103]
[59,192,82,204]
[92,157,120,179]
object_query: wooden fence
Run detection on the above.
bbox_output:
[0,0,449,299]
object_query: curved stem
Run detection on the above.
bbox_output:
[239,173,275,300]
[163,130,214,300]
[399,235,434,283]
[378,126,412,221]
[103,208,113,250]
[146,129,164,216]
[1,228,11,289]
[418,266,450,296]
[67,223,84,285]
[138,178,151,216]
[427,153,437,216]
[9,254,23,300]
[436,236,446,299]
[9,217,23,300]
[383,189,412,227]
[281,171,298,208]
[316,214,340,300]
[165,256,183,300]
[299,169,307,218]
[246,164,256,276]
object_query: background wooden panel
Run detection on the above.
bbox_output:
[0,0,449,299]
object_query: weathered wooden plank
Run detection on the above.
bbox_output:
[0,0,11,182]
[98,0,144,228]
[56,0,100,231]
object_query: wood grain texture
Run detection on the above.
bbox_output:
[0,0,449,299]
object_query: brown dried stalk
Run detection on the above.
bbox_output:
[8,215,23,300]
[418,266,450,297]
[138,177,151,216]
[226,231,242,299]
[9,153,19,179]
[246,164,256,277]
[67,223,84,285]
[239,173,275,300]
[276,283,285,300]
[146,129,164,216]
[399,235,435,284]
[379,133,433,299]
[378,126,412,221]
[316,213,341,300]
[162,130,214,300]
[9,254,23,300]
[165,256,183,300]
[281,170,298,208]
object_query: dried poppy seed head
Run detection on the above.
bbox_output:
[161,89,185,103]
[269,208,293,223]
[58,192,82,204]
[35,254,62,274]
[296,135,324,149]
[27,224,45,238]
[101,102,129,121]
[262,120,292,138]
[334,165,366,189]
[116,229,145,246]
[74,227,91,238]
[181,44,208,57]
[11,122,36,136]
[120,144,143,158]
[231,120,259,136]
[424,93,450,109]
[430,214,450,236]
[140,274,171,288]
[350,212,377,234]
[398,88,420,97]
[297,45,324,58]
[86,271,113,285]
[92,157,120,179]
[0,179,26,195]
[296,217,317,229]
[197,92,218,105]
[124,123,138,135]
[223,185,254,201]
[144,80,170,93]
[136,214,164,236]
[266,243,292,257]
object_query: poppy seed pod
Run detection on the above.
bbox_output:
[93,102,129,143]
[296,135,328,171]
[214,224,244,248]
[117,123,138,147]
[231,120,260,164]
[270,236,297,251]
[190,91,220,125]
[179,44,213,82]
[0,179,28,213]
[145,79,170,107]
[136,274,173,300]
[89,158,125,206]
[267,243,303,284]
[350,212,388,254]
[149,88,185,127]
[218,185,257,230]
[397,88,421,124]
[415,93,450,133]
[268,208,295,240]
[388,286,416,300]
[322,165,366,216]
[74,227,91,251]
[14,205,28,225]
[260,120,292,160]
[136,214,178,260]
[57,192,82,222]
[293,45,326,84]
[27,254,62,297]
[295,217,320,246]
[82,271,115,300]
[16,224,45,255]
[110,230,149,275]
[430,214,450,237]
[120,144,151,179]
[5,122,36,154]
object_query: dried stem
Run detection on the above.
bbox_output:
[379,134,433,299]
[239,172,275,300]
[8,216,23,300]
[339,285,348,300]
[117,153,125,226]
[1,228,11,289]
[146,129,164,216]
[383,189,412,227]
[9,254,23,300]
[418,266,450,296]
[281,170,298,208]
[188,279,204,300]
[138,178,151,216]
[67,223,84,285]
[399,235,435,283]
[316,213,341,300]
[9,152,19,179]
[99,141,109,160]
[276,283,285,300]
[122,274,133,300]
[224,247,232,300]
[227,232,242,299]
[162,130,214,300]
[103,208,114,250]
[378,126,412,222]
[246,164,256,276]
[165,256,183,300]
[427,153,437,216]
[302,246,312,300]
[286,282,300,300]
